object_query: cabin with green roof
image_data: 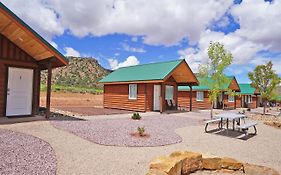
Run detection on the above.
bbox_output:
[100,59,198,112]
[236,83,260,109]
[177,76,240,110]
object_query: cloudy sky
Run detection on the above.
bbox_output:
[1,0,281,83]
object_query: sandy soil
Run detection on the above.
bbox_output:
[40,92,103,108]
[1,111,281,175]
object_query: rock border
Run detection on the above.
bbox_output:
[147,150,280,175]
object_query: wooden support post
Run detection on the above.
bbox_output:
[189,85,192,111]
[46,61,52,119]
[234,95,236,109]
[256,94,258,108]
[160,83,164,113]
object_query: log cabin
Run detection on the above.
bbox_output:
[0,3,68,118]
[100,59,198,112]
[178,76,240,110]
[236,83,260,109]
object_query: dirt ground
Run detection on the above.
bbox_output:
[40,92,130,115]
[40,92,103,108]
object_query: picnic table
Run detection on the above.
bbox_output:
[215,113,246,131]
[205,113,258,135]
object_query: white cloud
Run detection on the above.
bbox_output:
[45,0,232,46]
[1,0,64,41]
[122,43,146,53]
[108,56,140,70]
[50,41,58,49]
[231,0,281,51]
[131,36,138,42]
[64,47,81,57]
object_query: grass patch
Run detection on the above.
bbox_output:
[41,84,103,94]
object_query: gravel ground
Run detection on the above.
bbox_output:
[0,128,56,175]
[51,115,202,147]
[1,110,281,175]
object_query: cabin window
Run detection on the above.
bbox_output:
[228,95,234,102]
[129,84,137,100]
[248,95,252,103]
[196,91,204,101]
[165,85,174,100]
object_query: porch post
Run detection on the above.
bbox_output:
[234,95,236,109]
[160,83,164,113]
[46,61,52,119]
[189,85,192,111]
[256,94,258,108]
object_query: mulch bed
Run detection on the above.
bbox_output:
[53,106,132,116]
[0,129,57,175]
[51,115,202,147]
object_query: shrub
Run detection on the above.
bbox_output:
[247,108,251,111]
[131,112,141,120]
[137,127,145,136]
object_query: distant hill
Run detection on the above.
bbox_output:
[41,57,111,90]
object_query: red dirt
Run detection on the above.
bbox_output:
[40,92,131,115]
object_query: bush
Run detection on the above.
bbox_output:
[137,127,145,136]
[247,108,251,111]
[131,112,141,120]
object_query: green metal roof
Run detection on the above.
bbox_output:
[178,76,234,91]
[100,59,183,83]
[238,84,257,95]
[0,2,68,65]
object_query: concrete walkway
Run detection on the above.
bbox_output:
[0,112,280,174]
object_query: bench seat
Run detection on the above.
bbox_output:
[237,121,258,135]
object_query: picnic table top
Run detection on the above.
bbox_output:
[214,113,246,120]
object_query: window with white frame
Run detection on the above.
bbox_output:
[228,95,234,102]
[248,95,252,103]
[196,91,204,101]
[165,85,174,100]
[129,84,137,100]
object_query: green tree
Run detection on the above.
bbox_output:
[248,61,280,115]
[199,42,234,118]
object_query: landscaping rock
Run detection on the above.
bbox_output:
[202,157,222,170]
[147,169,168,175]
[244,163,280,175]
[150,156,182,175]
[170,151,203,174]
[221,157,243,170]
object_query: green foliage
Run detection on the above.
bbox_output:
[248,61,281,114]
[198,42,234,117]
[131,112,141,120]
[41,84,103,94]
[137,126,145,136]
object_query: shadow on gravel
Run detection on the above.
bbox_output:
[39,107,86,121]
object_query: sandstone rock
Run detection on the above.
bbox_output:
[147,169,168,175]
[149,156,182,175]
[202,157,222,170]
[169,151,203,175]
[221,157,243,170]
[244,163,280,175]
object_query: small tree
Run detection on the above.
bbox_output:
[199,42,233,118]
[248,61,280,115]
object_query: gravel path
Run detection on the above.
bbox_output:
[51,115,202,147]
[0,128,57,175]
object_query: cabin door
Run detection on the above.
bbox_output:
[153,85,161,111]
[6,67,34,116]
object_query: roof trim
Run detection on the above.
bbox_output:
[0,2,68,65]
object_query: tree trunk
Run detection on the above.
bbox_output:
[263,100,267,115]
[211,101,213,119]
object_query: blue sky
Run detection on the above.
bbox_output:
[1,0,281,83]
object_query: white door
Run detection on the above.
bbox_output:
[153,85,161,111]
[6,67,34,116]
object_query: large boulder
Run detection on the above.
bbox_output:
[221,157,243,170]
[244,163,280,175]
[169,151,203,175]
[149,156,182,175]
[202,157,222,170]
[147,169,168,175]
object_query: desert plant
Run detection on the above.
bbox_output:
[131,112,141,120]
[137,126,145,136]
[247,108,251,112]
